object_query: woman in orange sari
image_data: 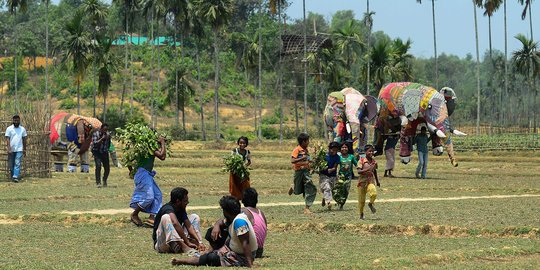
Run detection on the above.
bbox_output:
[229,136,251,200]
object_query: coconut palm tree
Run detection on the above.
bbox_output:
[112,0,139,114]
[473,1,482,134]
[390,38,414,82]
[63,10,94,115]
[416,0,438,88]
[169,0,189,128]
[512,34,540,130]
[166,65,195,133]
[42,0,50,118]
[370,38,393,91]
[7,0,28,110]
[518,0,534,40]
[333,19,364,72]
[81,0,108,118]
[95,37,120,122]
[363,5,375,94]
[196,0,234,140]
[475,0,503,59]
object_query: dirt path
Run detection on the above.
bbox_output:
[61,194,540,215]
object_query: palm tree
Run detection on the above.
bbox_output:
[416,0,438,88]
[518,0,534,40]
[333,19,364,71]
[63,10,94,115]
[95,37,120,122]
[169,0,189,128]
[512,34,540,130]
[390,38,414,82]
[7,0,28,111]
[82,0,108,118]
[370,38,393,91]
[42,0,50,118]
[196,0,234,140]
[363,5,375,95]
[166,65,195,132]
[476,0,503,60]
[112,0,139,114]
[473,0,482,134]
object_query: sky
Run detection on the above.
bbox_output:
[286,0,540,59]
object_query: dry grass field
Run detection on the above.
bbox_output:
[0,141,539,269]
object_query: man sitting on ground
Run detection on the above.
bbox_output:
[172,196,257,267]
[153,187,206,255]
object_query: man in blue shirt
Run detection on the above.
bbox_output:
[5,115,27,182]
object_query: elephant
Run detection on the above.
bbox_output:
[374,82,466,167]
[324,87,378,154]
[49,112,102,172]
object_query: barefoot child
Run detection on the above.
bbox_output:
[334,142,357,210]
[229,136,251,200]
[319,142,340,210]
[288,133,316,214]
[357,145,380,220]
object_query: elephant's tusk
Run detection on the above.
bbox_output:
[436,130,446,138]
[452,129,467,136]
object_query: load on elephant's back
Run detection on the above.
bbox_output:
[49,112,101,155]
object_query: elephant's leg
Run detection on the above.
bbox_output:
[431,136,444,156]
[399,127,415,164]
[80,151,90,173]
[445,137,458,167]
[67,150,78,173]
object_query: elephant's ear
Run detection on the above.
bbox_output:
[361,96,379,123]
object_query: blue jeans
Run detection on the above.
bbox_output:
[416,151,428,178]
[8,152,23,179]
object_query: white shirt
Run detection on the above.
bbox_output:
[5,125,27,152]
[228,213,258,255]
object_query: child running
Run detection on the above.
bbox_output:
[357,144,380,220]
[288,133,316,214]
[319,142,340,210]
[334,142,357,210]
[229,136,251,200]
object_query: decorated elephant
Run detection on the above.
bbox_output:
[374,82,466,167]
[324,87,378,153]
[50,112,102,172]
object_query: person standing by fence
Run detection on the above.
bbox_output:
[5,115,27,182]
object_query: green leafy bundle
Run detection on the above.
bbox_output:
[223,154,250,182]
[115,123,171,177]
[311,141,328,175]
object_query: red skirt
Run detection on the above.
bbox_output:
[229,173,250,200]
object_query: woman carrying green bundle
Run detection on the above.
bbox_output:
[117,124,168,227]
[228,136,251,200]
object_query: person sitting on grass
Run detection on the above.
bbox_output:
[288,132,316,215]
[319,142,340,210]
[241,188,267,258]
[357,145,380,220]
[153,187,206,256]
[172,196,258,267]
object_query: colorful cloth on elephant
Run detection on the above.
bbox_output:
[130,167,162,215]
[49,112,69,144]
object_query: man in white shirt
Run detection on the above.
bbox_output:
[5,115,27,182]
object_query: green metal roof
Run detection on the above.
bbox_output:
[112,35,180,46]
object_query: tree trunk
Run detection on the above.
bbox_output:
[150,12,155,128]
[77,80,81,115]
[257,1,263,140]
[366,0,371,95]
[196,44,206,141]
[213,28,221,140]
[174,29,179,127]
[473,1,481,135]
[504,0,508,126]
[103,92,107,122]
[45,2,50,119]
[528,2,534,41]
[120,10,129,113]
[488,15,493,60]
[278,1,284,143]
[431,0,438,89]
[13,11,18,111]
[93,63,96,118]
[294,79,299,134]
[156,22,161,127]
[129,31,134,116]
[302,0,308,132]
